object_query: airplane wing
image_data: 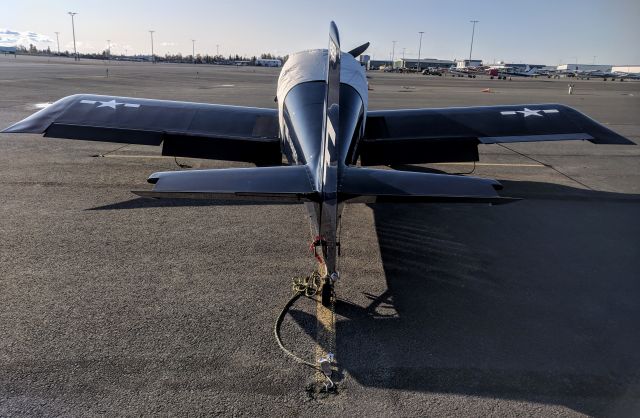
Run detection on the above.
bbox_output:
[2,94,282,165]
[359,104,634,165]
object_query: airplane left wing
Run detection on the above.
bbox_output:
[359,104,634,165]
[3,94,282,165]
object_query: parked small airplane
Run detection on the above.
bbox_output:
[448,65,488,78]
[612,71,640,80]
[586,69,640,81]
[3,22,634,305]
[570,69,617,80]
[490,65,539,78]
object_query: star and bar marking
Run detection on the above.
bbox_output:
[500,108,559,117]
[79,99,140,109]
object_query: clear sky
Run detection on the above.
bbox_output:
[2,0,639,65]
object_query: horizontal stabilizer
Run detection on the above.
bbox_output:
[133,165,318,202]
[338,167,516,204]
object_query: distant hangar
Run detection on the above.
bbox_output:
[611,65,640,74]
[363,57,454,70]
[557,64,612,72]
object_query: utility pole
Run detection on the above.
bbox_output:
[417,31,424,72]
[149,30,155,63]
[68,12,78,61]
[54,32,60,54]
[469,20,479,64]
[391,40,396,68]
[192,39,196,64]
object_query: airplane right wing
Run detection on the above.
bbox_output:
[359,104,634,165]
[3,94,282,165]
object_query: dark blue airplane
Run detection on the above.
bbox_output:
[4,22,633,306]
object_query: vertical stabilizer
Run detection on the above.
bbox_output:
[317,21,341,277]
[320,21,341,193]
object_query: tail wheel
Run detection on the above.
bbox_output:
[321,280,333,307]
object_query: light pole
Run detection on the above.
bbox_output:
[106,39,110,60]
[54,32,60,54]
[391,40,396,68]
[570,56,578,71]
[68,12,78,61]
[192,39,196,64]
[417,31,424,71]
[149,30,155,63]
[216,44,219,56]
[468,20,479,64]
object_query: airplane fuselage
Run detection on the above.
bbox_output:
[276,47,367,278]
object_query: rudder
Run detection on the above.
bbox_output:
[320,21,341,195]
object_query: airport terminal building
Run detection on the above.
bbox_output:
[0,46,16,54]
[456,59,483,68]
[612,65,640,73]
[557,64,612,72]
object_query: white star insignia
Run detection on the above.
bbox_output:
[500,108,559,117]
[79,99,141,109]
[96,99,122,109]
[516,108,543,117]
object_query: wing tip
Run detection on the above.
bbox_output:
[1,123,39,134]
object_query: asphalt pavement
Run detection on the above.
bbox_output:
[1,55,639,417]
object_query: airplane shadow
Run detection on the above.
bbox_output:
[88,197,298,210]
[91,173,640,415]
[333,180,640,416]
[285,177,640,415]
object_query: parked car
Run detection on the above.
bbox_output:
[422,68,442,76]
